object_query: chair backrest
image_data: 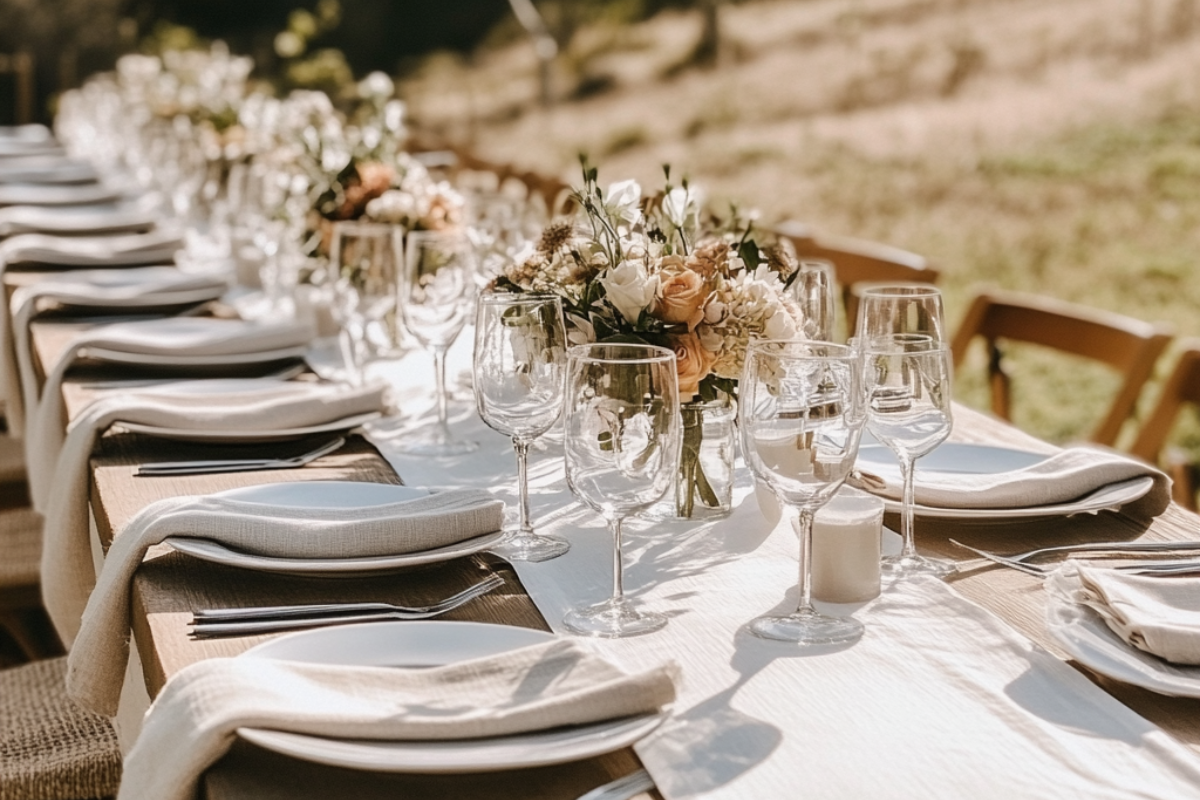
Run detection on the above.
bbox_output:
[950,288,1173,446]
[1129,343,1200,509]
[770,221,940,334]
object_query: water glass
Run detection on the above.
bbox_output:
[329,221,402,386]
[861,334,954,578]
[739,340,865,644]
[473,293,570,562]
[563,343,681,637]
[398,229,478,456]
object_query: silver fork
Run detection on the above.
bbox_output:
[576,769,655,800]
[136,436,345,476]
[190,575,505,638]
[955,539,1200,564]
[950,540,1200,577]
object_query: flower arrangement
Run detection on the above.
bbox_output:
[288,75,464,244]
[497,160,805,517]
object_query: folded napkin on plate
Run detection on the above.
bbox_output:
[852,445,1170,512]
[0,200,157,237]
[67,480,503,716]
[20,315,313,470]
[0,267,230,436]
[117,639,676,800]
[40,379,387,647]
[0,182,123,208]
[0,227,183,268]
[1048,562,1200,666]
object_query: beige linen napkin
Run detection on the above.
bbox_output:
[1051,562,1200,665]
[117,640,676,800]
[0,228,183,268]
[0,267,228,437]
[39,379,386,646]
[23,316,313,501]
[853,445,1170,513]
[67,482,504,716]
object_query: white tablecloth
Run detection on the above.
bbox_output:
[363,332,1200,800]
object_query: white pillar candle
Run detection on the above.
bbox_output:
[809,488,883,603]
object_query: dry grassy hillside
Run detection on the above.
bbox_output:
[403,0,1200,453]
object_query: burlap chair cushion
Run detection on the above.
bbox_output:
[0,657,120,800]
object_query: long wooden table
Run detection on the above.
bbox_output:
[25,312,1200,797]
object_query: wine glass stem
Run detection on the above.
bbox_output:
[339,327,362,387]
[609,515,626,603]
[899,455,918,559]
[513,436,532,534]
[432,345,450,440]
[795,508,817,616]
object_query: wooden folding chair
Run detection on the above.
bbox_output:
[444,149,575,216]
[770,221,940,335]
[1129,343,1200,510]
[950,288,1173,446]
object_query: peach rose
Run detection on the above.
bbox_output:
[653,263,709,329]
[668,330,716,401]
[338,161,396,219]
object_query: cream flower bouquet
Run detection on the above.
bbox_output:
[495,162,806,518]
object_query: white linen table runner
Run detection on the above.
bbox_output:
[370,337,1200,800]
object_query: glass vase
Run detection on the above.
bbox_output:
[644,395,736,521]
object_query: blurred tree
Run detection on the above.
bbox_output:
[0,0,131,122]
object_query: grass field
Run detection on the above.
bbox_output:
[403,0,1200,458]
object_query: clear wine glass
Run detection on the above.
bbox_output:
[473,293,571,562]
[399,229,479,456]
[328,221,402,387]
[563,343,681,637]
[739,340,866,644]
[855,284,945,343]
[789,259,838,342]
[861,334,955,578]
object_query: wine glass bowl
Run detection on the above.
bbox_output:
[398,229,479,456]
[403,231,475,349]
[789,259,837,342]
[856,284,945,343]
[328,221,402,386]
[739,340,865,644]
[473,293,570,562]
[861,334,954,578]
[562,343,682,637]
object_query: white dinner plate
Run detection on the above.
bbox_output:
[1046,594,1200,699]
[854,443,1154,520]
[117,411,380,443]
[54,287,224,309]
[166,531,504,576]
[80,344,308,368]
[856,442,1049,481]
[236,621,667,772]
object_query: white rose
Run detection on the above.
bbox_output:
[365,190,419,223]
[662,186,701,229]
[600,259,656,324]
[603,179,643,226]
